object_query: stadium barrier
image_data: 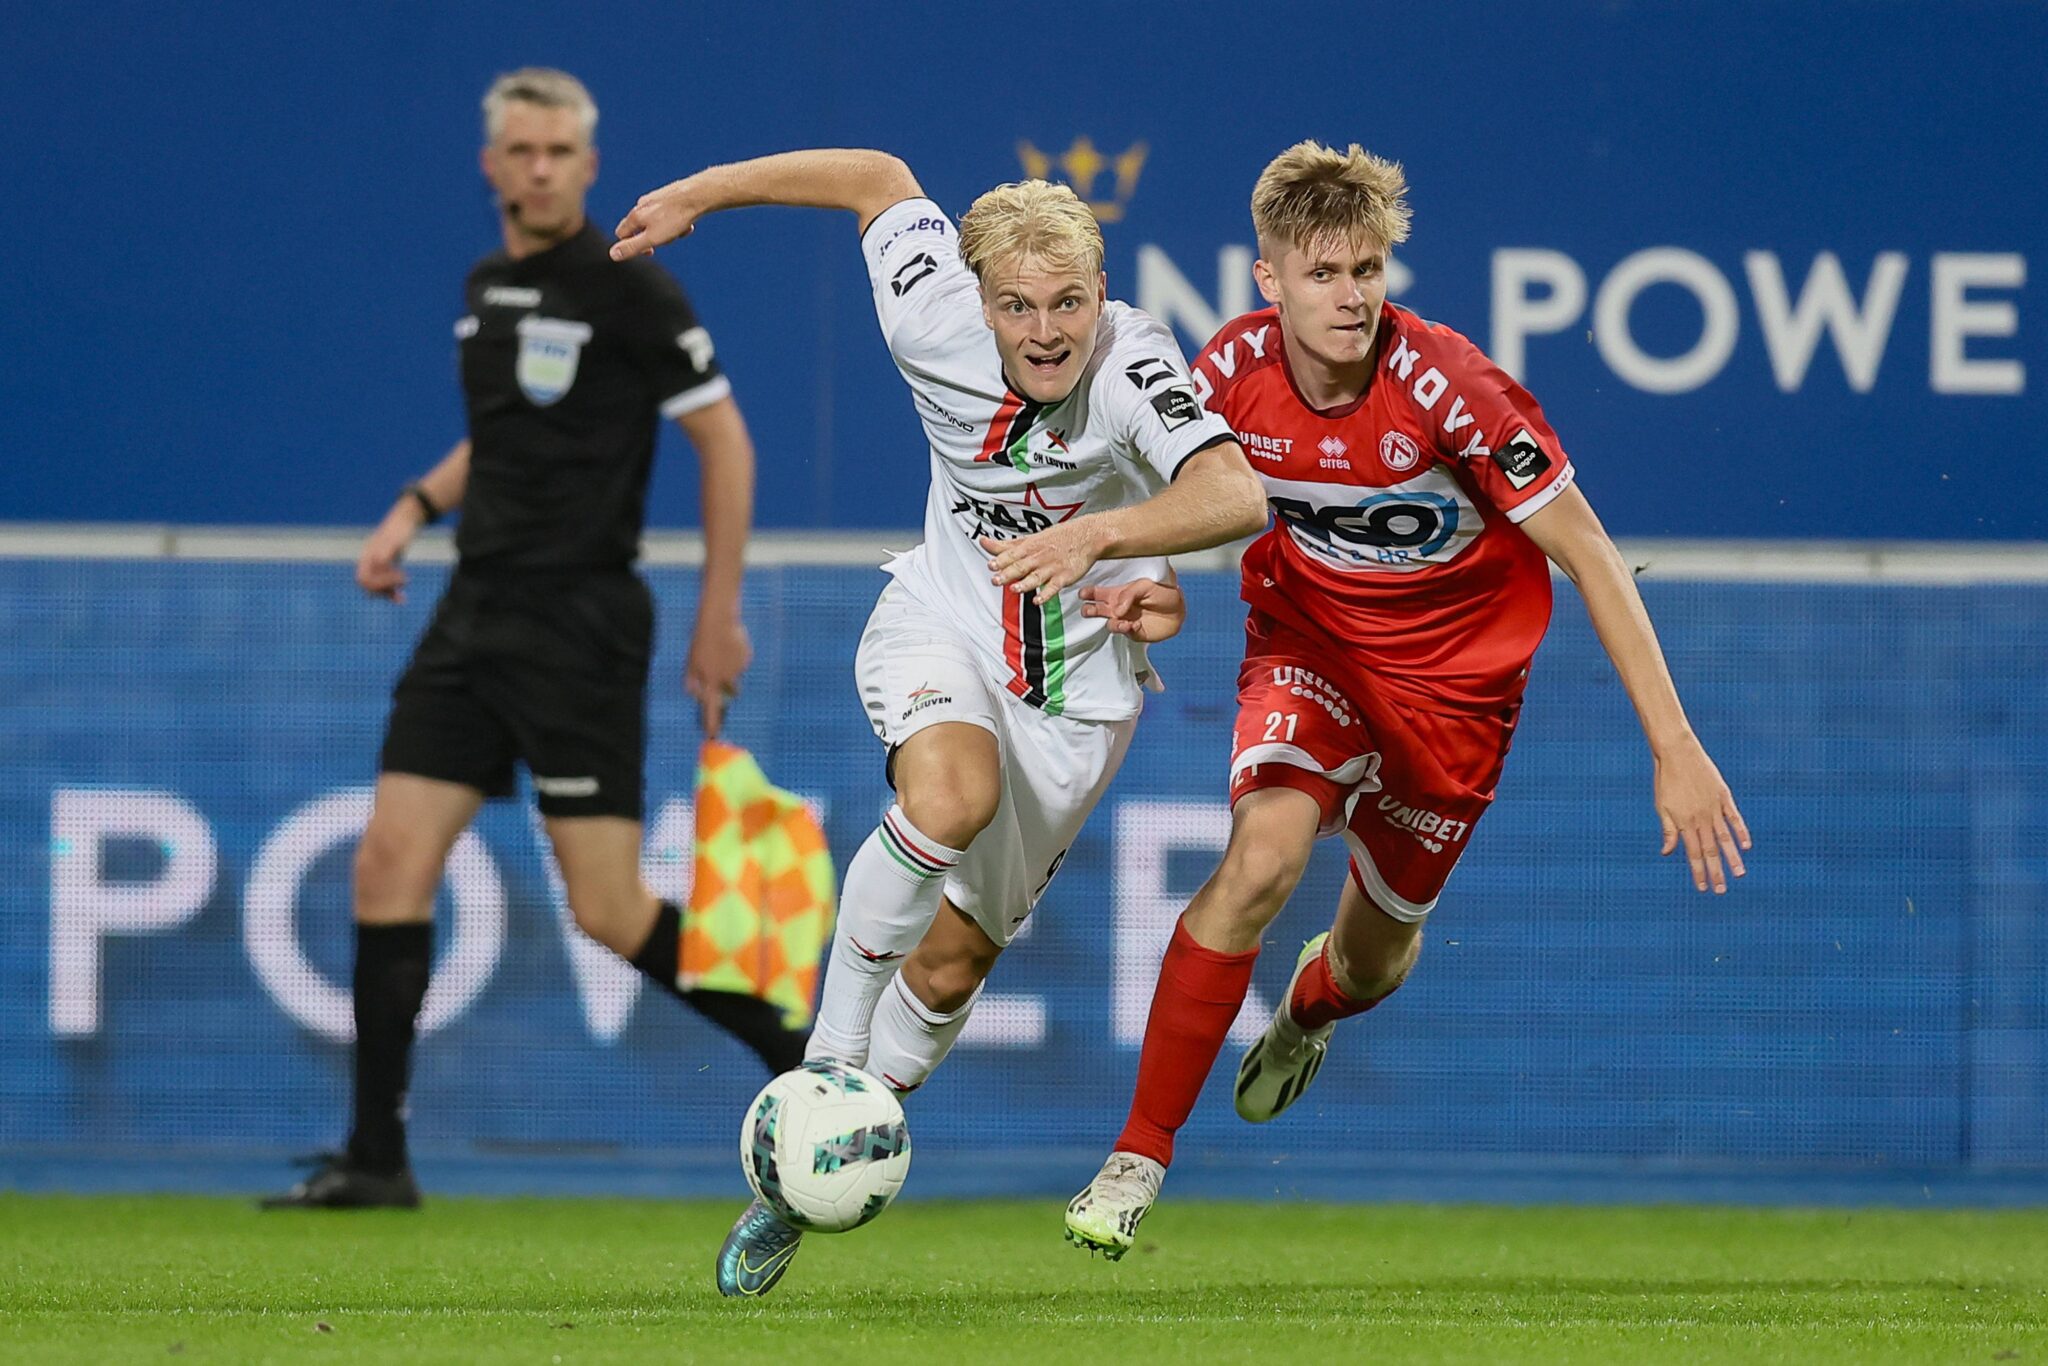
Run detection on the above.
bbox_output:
[2,530,2043,1202]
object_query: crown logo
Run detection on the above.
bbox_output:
[1016,137,1148,222]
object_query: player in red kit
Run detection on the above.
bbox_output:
[1063,141,1751,1257]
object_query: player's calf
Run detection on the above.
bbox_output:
[805,805,970,1066]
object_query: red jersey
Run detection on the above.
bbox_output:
[1193,303,1575,714]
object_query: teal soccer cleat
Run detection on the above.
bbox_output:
[715,1199,804,1297]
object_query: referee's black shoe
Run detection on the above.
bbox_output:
[259,1152,421,1210]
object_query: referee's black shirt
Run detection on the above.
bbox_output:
[454,220,728,570]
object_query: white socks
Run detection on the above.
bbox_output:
[869,973,981,1096]
[804,805,964,1067]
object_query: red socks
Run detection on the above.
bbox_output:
[1289,939,1397,1032]
[1114,918,1260,1167]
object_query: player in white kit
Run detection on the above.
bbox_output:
[611,149,1268,1295]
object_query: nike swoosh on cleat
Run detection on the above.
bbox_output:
[735,1244,797,1289]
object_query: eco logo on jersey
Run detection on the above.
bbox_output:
[1263,467,1481,573]
[514,316,593,407]
[1016,137,1147,221]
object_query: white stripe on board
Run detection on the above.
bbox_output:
[0,524,2043,583]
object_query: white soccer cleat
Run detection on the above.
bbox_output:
[1234,932,1335,1123]
[1063,1151,1165,1261]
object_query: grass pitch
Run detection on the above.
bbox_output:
[3,1194,2044,1363]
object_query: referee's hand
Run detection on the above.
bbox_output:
[356,512,415,603]
[686,613,751,738]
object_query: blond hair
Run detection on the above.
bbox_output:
[483,68,598,143]
[1251,140,1411,258]
[956,180,1105,283]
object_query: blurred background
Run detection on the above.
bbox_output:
[2,0,2043,1202]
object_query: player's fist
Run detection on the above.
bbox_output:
[1079,578,1186,643]
[611,179,704,260]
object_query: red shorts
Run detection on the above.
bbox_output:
[1229,610,1519,921]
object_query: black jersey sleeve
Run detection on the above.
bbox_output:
[622,261,730,418]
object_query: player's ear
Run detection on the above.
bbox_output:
[1253,255,1282,306]
[977,282,996,332]
[1096,270,1107,305]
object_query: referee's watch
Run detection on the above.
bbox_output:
[404,483,443,525]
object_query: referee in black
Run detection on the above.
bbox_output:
[267,69,803,1209]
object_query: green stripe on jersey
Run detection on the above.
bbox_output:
[1006,430,1032,474]
[1042,593,1068,716]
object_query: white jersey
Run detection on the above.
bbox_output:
[860,197,1232,720]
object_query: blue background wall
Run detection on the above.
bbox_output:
[2,559,2043,1196]
[5,1,2043,539]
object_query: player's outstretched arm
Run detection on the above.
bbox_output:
[981,441,1267,602]
[1520,485,1751,894]
[611,150,923,259]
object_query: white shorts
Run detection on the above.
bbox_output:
[855,583,1136,947]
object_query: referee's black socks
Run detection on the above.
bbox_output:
[346,921,432,1176]
[631,900,809,1074]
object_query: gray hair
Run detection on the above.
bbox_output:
[482,68,598,143]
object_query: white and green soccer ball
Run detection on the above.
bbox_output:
[740,1060,912,1232]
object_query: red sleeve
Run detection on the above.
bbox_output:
[1186,311,1282,423]
[1413,325,1575,524]
[1188,322,1236,416]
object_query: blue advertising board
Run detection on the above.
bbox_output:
[1,556,2043,1197]
[3,2,2042,538]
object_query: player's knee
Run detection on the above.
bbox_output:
[902,943,995,1014]
[565,887,643,956]
[1213,837,1311,922]
[898,778,998,852]
[352,823,440,920]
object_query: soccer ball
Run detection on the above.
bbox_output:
[740,1060,912,1232]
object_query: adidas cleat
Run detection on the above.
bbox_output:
[1063,1151,1164,1260]
[1234,932,1335,1122]
[715,1199,803,1298]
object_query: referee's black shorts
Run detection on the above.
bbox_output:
[380,567,654,819]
